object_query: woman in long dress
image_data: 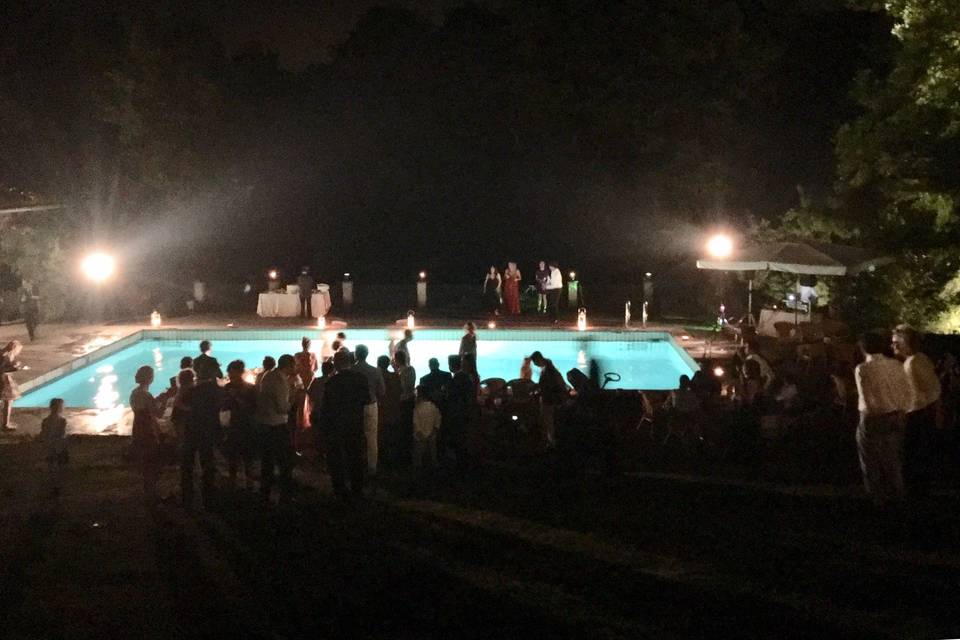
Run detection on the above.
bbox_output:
[1,340,24,431]
[502,262,522,315]
[129,365,173,502]
[483,266,502,314]
[535,261,550,314]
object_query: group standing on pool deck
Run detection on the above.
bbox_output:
[481,260,565,322]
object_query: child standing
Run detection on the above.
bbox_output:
[41,398,68,496]
[412,386,442,478]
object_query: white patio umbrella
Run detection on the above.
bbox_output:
[697,240,891,325]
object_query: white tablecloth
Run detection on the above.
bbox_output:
[257,291,331,318]
[757,308,821,337]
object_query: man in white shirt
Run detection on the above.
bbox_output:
[354,344,386,478]
[854,332,910,506]
[255,354,294,503]
[545,261,563,322]
[892,325,941,497]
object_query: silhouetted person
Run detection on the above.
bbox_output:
[855,332,909,507]
[256,354,295,503]
[445,355,475,467]
[224,359,258,490]
[530,350,568,447]
[181,360,224,508]
[355,345,385,478]
[194,340,223,381]
[419,357,452,399]
[892,324,941,498]
[21,286,39,341]
[321,349,369,501]
[297,267,315,318]
[377,355,401,466]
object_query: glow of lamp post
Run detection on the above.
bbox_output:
[81,252,115,283]
[577,308,587,331]
[706,233,733,259]
[150,310,161,327]
[268,269,278,280]
[407,310,415,329]
[317,315,326,330]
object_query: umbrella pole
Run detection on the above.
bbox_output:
[794,276,800,329]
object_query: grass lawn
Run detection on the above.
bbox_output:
[1,436,958,639]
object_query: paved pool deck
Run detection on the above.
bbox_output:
[0,313,739,437]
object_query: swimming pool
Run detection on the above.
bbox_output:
[17,328,698,410]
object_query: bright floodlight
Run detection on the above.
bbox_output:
[81,252,115,283]
[706,234,733,259]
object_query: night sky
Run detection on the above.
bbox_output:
[0,1,892,285]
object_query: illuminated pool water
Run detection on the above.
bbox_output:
[17,329,698,409]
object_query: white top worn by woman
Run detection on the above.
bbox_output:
[903,353,941,413]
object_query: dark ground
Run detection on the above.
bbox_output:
[1,437,959,639]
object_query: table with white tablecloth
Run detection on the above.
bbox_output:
[257,290,331,318]
[756,308,821,337]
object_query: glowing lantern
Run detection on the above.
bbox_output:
[407,310,415,329]
[268,269,278,280]
[577,308,587,331]
[150,310,161,328]
[487,321,496,329]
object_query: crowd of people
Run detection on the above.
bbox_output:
[661,324,951,507]
[100,327,574,508]
[482,260,564,321]
[12,312,960,511]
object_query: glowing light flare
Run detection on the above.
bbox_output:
[487,321,496,329]
[317,315,326,330]
[705,234,734,259]
[243,372,257,385]
[268,269,278,280]
[150,310,162,328]
[713,366,725,378]
[407,311,415,329]
[81,252,115,283]
[569,271,576,280]
[577,308,587,331]
[419,271,426,280]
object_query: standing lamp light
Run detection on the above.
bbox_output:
[81,252,116,322]
[342,272,353,309]
[407,310,415,329]
[577,307,587,331]
[624,301,632,328]
[317,315,326,330]
[150,310,162,328]
[81,252,115,283]
[417,271,427,308]
[567,271,579,309]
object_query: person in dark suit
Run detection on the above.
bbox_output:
[297,267,315,318]
[419,358,452,400]
[320,349,370,501]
